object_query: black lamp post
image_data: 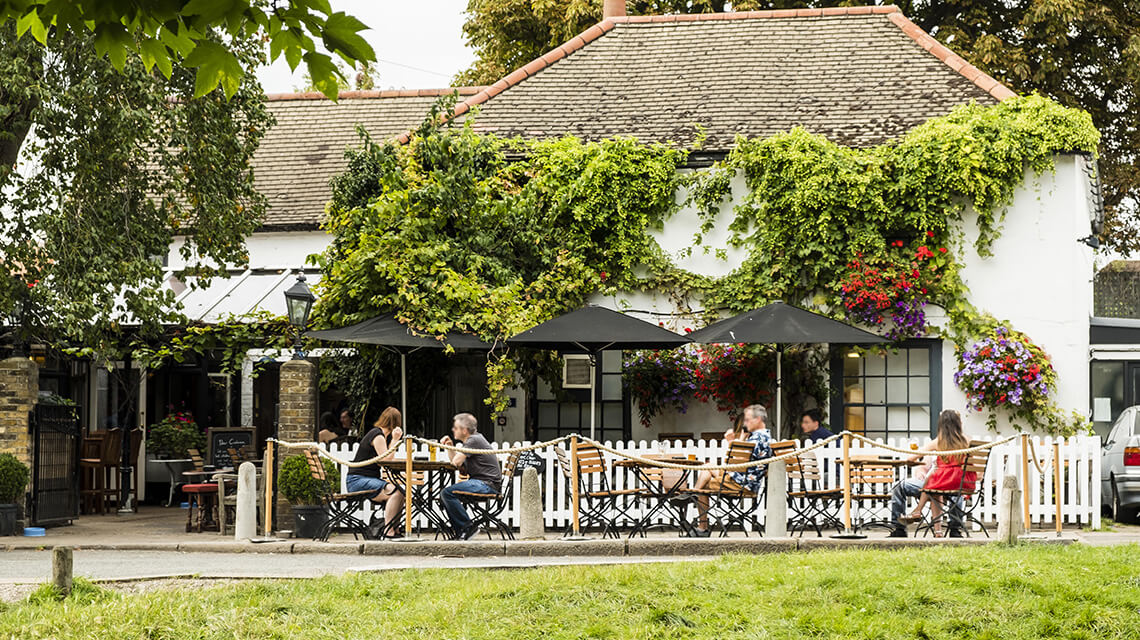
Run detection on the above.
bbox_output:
[283,272,315,360]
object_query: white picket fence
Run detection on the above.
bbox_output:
[321,434,1101,533]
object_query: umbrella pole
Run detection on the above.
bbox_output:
[401,352,408,427]
[775,346,783,441]
[589,354,597,440]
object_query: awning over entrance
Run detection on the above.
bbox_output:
[1090,316,1140,345]
[164,268,321,323]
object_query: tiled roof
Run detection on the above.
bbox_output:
[398,6,1011,149]
[254,88,482,228]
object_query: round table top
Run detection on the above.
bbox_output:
[613,457,703,468]
[844,455,922,467]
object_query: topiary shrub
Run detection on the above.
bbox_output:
[278,453,338,505]
[0,453,29,504]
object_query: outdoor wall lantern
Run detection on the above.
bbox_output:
[284,271,315,360]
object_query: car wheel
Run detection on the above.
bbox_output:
[1111,480,1139,524]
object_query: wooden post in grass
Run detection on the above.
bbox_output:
[570,434,581,537]
[263,440,275,537]
[1053,440,1063,536]
[997,474,1024,543]
[52,546,72,596]
[1020,433,1031,530]
[842,432,852,532]
[765,459,787,537]
[405,436,414,537]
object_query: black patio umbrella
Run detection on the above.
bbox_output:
[686,301,888,439]
[507,305,692,439]
[306,314,490,426]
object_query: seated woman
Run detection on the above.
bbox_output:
[316,411,346,444]
[898,409,976,536]
[345,407,405,538]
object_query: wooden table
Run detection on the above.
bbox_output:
[374,459,457,538]
[614,457,703,537]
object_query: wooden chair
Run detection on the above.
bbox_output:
[303,448,374,542]
[657,432,694,445]
[678,440,763,537]
[79,429,120,515]
[452,452,521,540]
[555,444,639,538]
[700,431,725,442]
[183,448,219,532]
[771,440,842,537]
[916,442,993,538]
[847,461,896,532]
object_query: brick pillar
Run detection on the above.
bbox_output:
[275,359,317,531]
[0,357,37,466]
[0,357,37,525]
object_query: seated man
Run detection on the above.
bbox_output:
[440,412,502,540]
[688,403,773,537]
[799,408,834,442]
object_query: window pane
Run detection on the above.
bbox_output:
[845,406,865,434]
[908,376,930,404]
[886,377,907,403]
[844,378,864,405]
[865,406,886,431]
[887,351,907,375]
[559,404,579,429]
[601,350,621,374]
[601,375,622,400]
[1091,361,1125,439]
[864,377,886,405]
[909,347,930,374]
[909,407,931,434]
[843,353,861,376]
[538,403,557,428]
[602,402,623,430]
[865,353,886,376]
[887,406,910,431]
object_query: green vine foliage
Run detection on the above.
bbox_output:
[314,115,685,411]
[319,95,1098,434]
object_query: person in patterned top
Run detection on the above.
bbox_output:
[688,404,773,537]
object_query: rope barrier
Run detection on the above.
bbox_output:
[581,433,844,471]
[1026,437,1054,476]
[268,430,1019,473]
[847,433,1018,457]
[408,435,572,456]
[267,437,403,468]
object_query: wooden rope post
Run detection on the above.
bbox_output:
[405,436,414,537]
[1053,439,1063,536]
[570,434,581,536]
[1020,433,1031,530]
[263,441,275,537]
[842,431,852,532]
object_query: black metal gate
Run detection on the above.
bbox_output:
[29,404,81,526]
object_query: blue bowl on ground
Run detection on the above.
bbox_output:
[180,502,190,509]
[23,527,45,537]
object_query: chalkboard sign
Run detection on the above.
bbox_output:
[207,427,255,469]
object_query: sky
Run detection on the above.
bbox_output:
[255,1,476,94]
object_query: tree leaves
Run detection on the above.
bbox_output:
[0,1,376,100]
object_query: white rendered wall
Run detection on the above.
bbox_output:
[166,230,332,271]
[594,155,1095,439]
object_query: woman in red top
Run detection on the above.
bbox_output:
[899,410,975,535]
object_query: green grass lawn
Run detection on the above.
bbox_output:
[3,545,1139,639]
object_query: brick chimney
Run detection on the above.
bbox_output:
[603,0,626,19]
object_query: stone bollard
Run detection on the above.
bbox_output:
[765,460,788,537]
[235,462,258,541]
[519,467,545,540]
[996,474,1025,543]
[52,546,72,596]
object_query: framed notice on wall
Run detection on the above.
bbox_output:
[206,427,256,469]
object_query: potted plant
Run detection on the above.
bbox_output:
[278,454,338,538]
[146,411,206,459]
[0,453,29,536]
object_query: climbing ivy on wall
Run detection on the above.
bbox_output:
[315,95,1098,434]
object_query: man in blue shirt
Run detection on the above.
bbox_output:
[688,404,772,537]
[800,408,834,442]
